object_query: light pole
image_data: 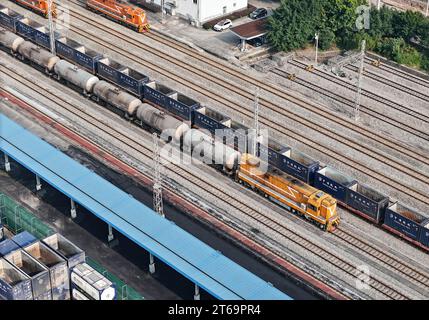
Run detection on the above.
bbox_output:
[48,0,55,55]
[377,0,381,10]
[425,0,428,17]
[314,33,319,66]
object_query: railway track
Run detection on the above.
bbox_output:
[335,228,429,292]
[288,60,429,125]
[365,56,429,89]
[271,68,429,141]
[345,64,429,103]
[0,61,413,300]
[53,2,429,207]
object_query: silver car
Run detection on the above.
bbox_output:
[213,19,232,32]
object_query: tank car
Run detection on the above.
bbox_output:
[54,60,99,95]
[183,129,241,174]
[17,40,60,73]
[93,80,142,116]
[135,103,190,143]
[0,28,24,53]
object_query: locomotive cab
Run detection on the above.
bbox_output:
[307,191,339,231]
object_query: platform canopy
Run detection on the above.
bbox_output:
[0,113,291,301]
[230,18,268,41]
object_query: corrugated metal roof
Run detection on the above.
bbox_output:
[230,18,268,40]
[0,114,291,300]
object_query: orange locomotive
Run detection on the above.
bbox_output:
[86,0,150,33]
[10,0,57,18]
[237,154,340,231]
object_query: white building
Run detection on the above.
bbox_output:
[144,0,249,26]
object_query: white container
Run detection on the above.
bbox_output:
[71,263,115,300]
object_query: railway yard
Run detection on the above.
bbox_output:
[0,0,429,302]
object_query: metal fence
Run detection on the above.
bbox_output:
[0,192,144,300]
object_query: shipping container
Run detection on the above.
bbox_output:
[0,239,19,257]
[346,182,389,223]
[193,106,232,134]
[16,18,59,50]
[384,203,426,241]
[420,220,429,248]
[0,258,33,300]
[71,285,91,300]
[55,37,102,73]
[97,57,149,96]
[42,233,85,269]
[71,263,115,300]
[143,81,175,109]
[24,241,70,300]
[257,139,291,171]
[4,249,52,299]
[0,5,22,32]
[11,231,37,248]
[314,166,357,203]
[166,92,199,121]
[278,149,319,183]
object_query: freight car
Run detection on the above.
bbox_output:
[86,0,150,33]
[9,0,57,18]
[1,8,428,248]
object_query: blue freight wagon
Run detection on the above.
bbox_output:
[0,5,22,32]
[346,182,389,223]
[0,239,19,257]
[16,18,59,50]
[314,166,357,203]
[97,57,149,96]
[55,37,102,74]
[143,81,176,110]
[0,258,33,300]
[4,249,52,300]
[12,231,37,248]
[42,233,85,270]
[24,241,70,300]
[419,221,429,248]
[258,139,291,171]
[193,106,232,134]
[278,149,319,184]
[165,92,200,121]
[384,203,427,242]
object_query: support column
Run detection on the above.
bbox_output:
[149,254,155,274]
[194,284,200,300]
[70,199,77,219]
[35,175,42,191]
[241,39,246,52]
[108,224,114,242]
[4,154,10,172]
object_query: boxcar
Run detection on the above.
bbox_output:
[193,106,231,134]
[165,92,200,121]
[97,57,149,96]
[0,5,22,32]
[346,182,389,223]
[278,149,319,184]
[420,221,429,248]
[314,166,357,203]
[143,81,175,110]
[16,18,59,50]
[55,37,102,74]
[384,203,427,241]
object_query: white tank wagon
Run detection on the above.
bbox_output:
[54,60,99,95]
[17,41,59,72]
[93,80,141,116]
[183,129,241,173]
[135,103,190,142]
[0,28,24,52]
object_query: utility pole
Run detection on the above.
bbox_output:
[426,0,428,17]
[47,0,55,55]
[354,40,366,122]
[314,33,319,66]
[152,132,164,218]
[252,88,260,157]
[377,0,381,10]
[161,0,165,23]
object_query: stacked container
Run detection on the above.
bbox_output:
[71,263,115,300]
[42,233,85,269]
[0,258,33,300]
[4,249,52,300]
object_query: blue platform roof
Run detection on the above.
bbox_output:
[0,114,291,300]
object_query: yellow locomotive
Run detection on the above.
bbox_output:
[236,154,340,231]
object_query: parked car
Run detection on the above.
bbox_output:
[213,19,232,32]
[249,8,268,20]
[248,36,265,47]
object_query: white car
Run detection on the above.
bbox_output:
[213,19,232,32]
